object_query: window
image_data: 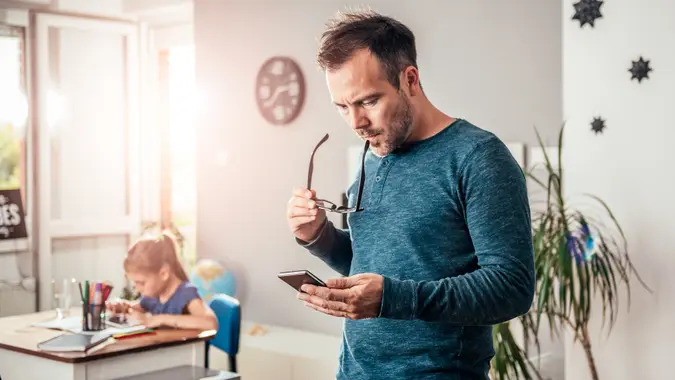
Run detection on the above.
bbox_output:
[0,24,28,208]
[159,45,197,270]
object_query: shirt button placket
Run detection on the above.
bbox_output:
[370,158,392,206]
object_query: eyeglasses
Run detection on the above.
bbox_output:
[307,133,370,214]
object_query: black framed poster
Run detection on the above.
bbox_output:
[0,189,27,239]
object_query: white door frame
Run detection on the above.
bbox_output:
[144,21,193,226]
[34,12,141,310]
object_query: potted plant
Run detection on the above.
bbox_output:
[489,125,652,380]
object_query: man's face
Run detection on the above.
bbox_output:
[326,49,414,157]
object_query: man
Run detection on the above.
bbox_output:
[286,9,535,380]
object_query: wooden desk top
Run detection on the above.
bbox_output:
[0,309,215,364]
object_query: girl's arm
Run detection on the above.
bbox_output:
[144,299,219,331]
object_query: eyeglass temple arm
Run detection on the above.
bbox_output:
[307,133,330,190]
[354,140,370,211]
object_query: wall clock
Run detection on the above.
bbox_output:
[255,56,306,125]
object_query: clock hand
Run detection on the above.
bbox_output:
[263,84,291,107]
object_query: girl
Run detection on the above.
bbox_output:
[106,232,218,331]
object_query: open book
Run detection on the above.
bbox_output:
[31,316,82,333]
[32,315,143,334]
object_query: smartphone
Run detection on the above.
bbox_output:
[278,270,326,292]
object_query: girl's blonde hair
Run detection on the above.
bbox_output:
[124,231,189,282]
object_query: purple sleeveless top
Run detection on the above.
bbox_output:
[140,282,201,315]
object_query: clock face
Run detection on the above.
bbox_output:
[255,57,306,125]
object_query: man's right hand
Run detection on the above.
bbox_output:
[287,187,326,243]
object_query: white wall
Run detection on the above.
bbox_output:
[194,0,562,336]
[562,0,675,379]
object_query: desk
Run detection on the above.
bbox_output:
[0,309,215,380]
[111,365,240,380]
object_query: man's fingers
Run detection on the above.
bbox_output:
[288,196,316,209]
[297,292,350,312]
[301,284,350,302]
[303,301,354,319]
[287,205,317,218]
[325,276,355,289]
[289,216,316,225]
[292,187,316,199]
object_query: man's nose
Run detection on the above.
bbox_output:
[348,108,369,130]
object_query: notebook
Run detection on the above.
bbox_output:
[37,331,111,352]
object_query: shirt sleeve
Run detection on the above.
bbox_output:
[178,283,201,314]
[378,136,535,325]
[296,219,353,277]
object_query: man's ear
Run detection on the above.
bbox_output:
[402,67,420,96]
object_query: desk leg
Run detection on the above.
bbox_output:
[193,341,205,367]
[204,342,210,368]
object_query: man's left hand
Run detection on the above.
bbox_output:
[298,273,383,320]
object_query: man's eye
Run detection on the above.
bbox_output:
[363,99,377,107]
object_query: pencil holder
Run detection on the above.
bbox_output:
[82,302,106,331]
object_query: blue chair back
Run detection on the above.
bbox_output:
[207,293,241,370]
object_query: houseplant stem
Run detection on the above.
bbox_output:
[581,325,599,380]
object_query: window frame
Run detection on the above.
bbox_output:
[149,23,198,270]
[0,9,32,253]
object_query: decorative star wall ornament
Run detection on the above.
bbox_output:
[629,56,652,83]
[590,116,606,134]
[572,0,604,28]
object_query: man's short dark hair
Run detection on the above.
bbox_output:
[316,9,418,89]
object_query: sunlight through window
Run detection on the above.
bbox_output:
[167,45,197,269]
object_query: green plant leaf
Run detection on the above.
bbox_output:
[491,321,544,380]
[494,124,651,380]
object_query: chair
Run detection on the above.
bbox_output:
[205,294,241,373]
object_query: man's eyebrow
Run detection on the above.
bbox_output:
[334,92,384,106]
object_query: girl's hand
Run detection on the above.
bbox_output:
[128,309,164,328]
[127,309,149,324]
[107,299,143,314]
[106,299,130,314]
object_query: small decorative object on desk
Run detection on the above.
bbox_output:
[78,280,113,332]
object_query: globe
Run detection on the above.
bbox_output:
[189,259,236,302]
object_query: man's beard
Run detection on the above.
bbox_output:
[369,92,413,156]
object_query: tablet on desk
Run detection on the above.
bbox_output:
[105,314,142,329]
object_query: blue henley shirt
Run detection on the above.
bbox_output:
[299,118,535,379]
